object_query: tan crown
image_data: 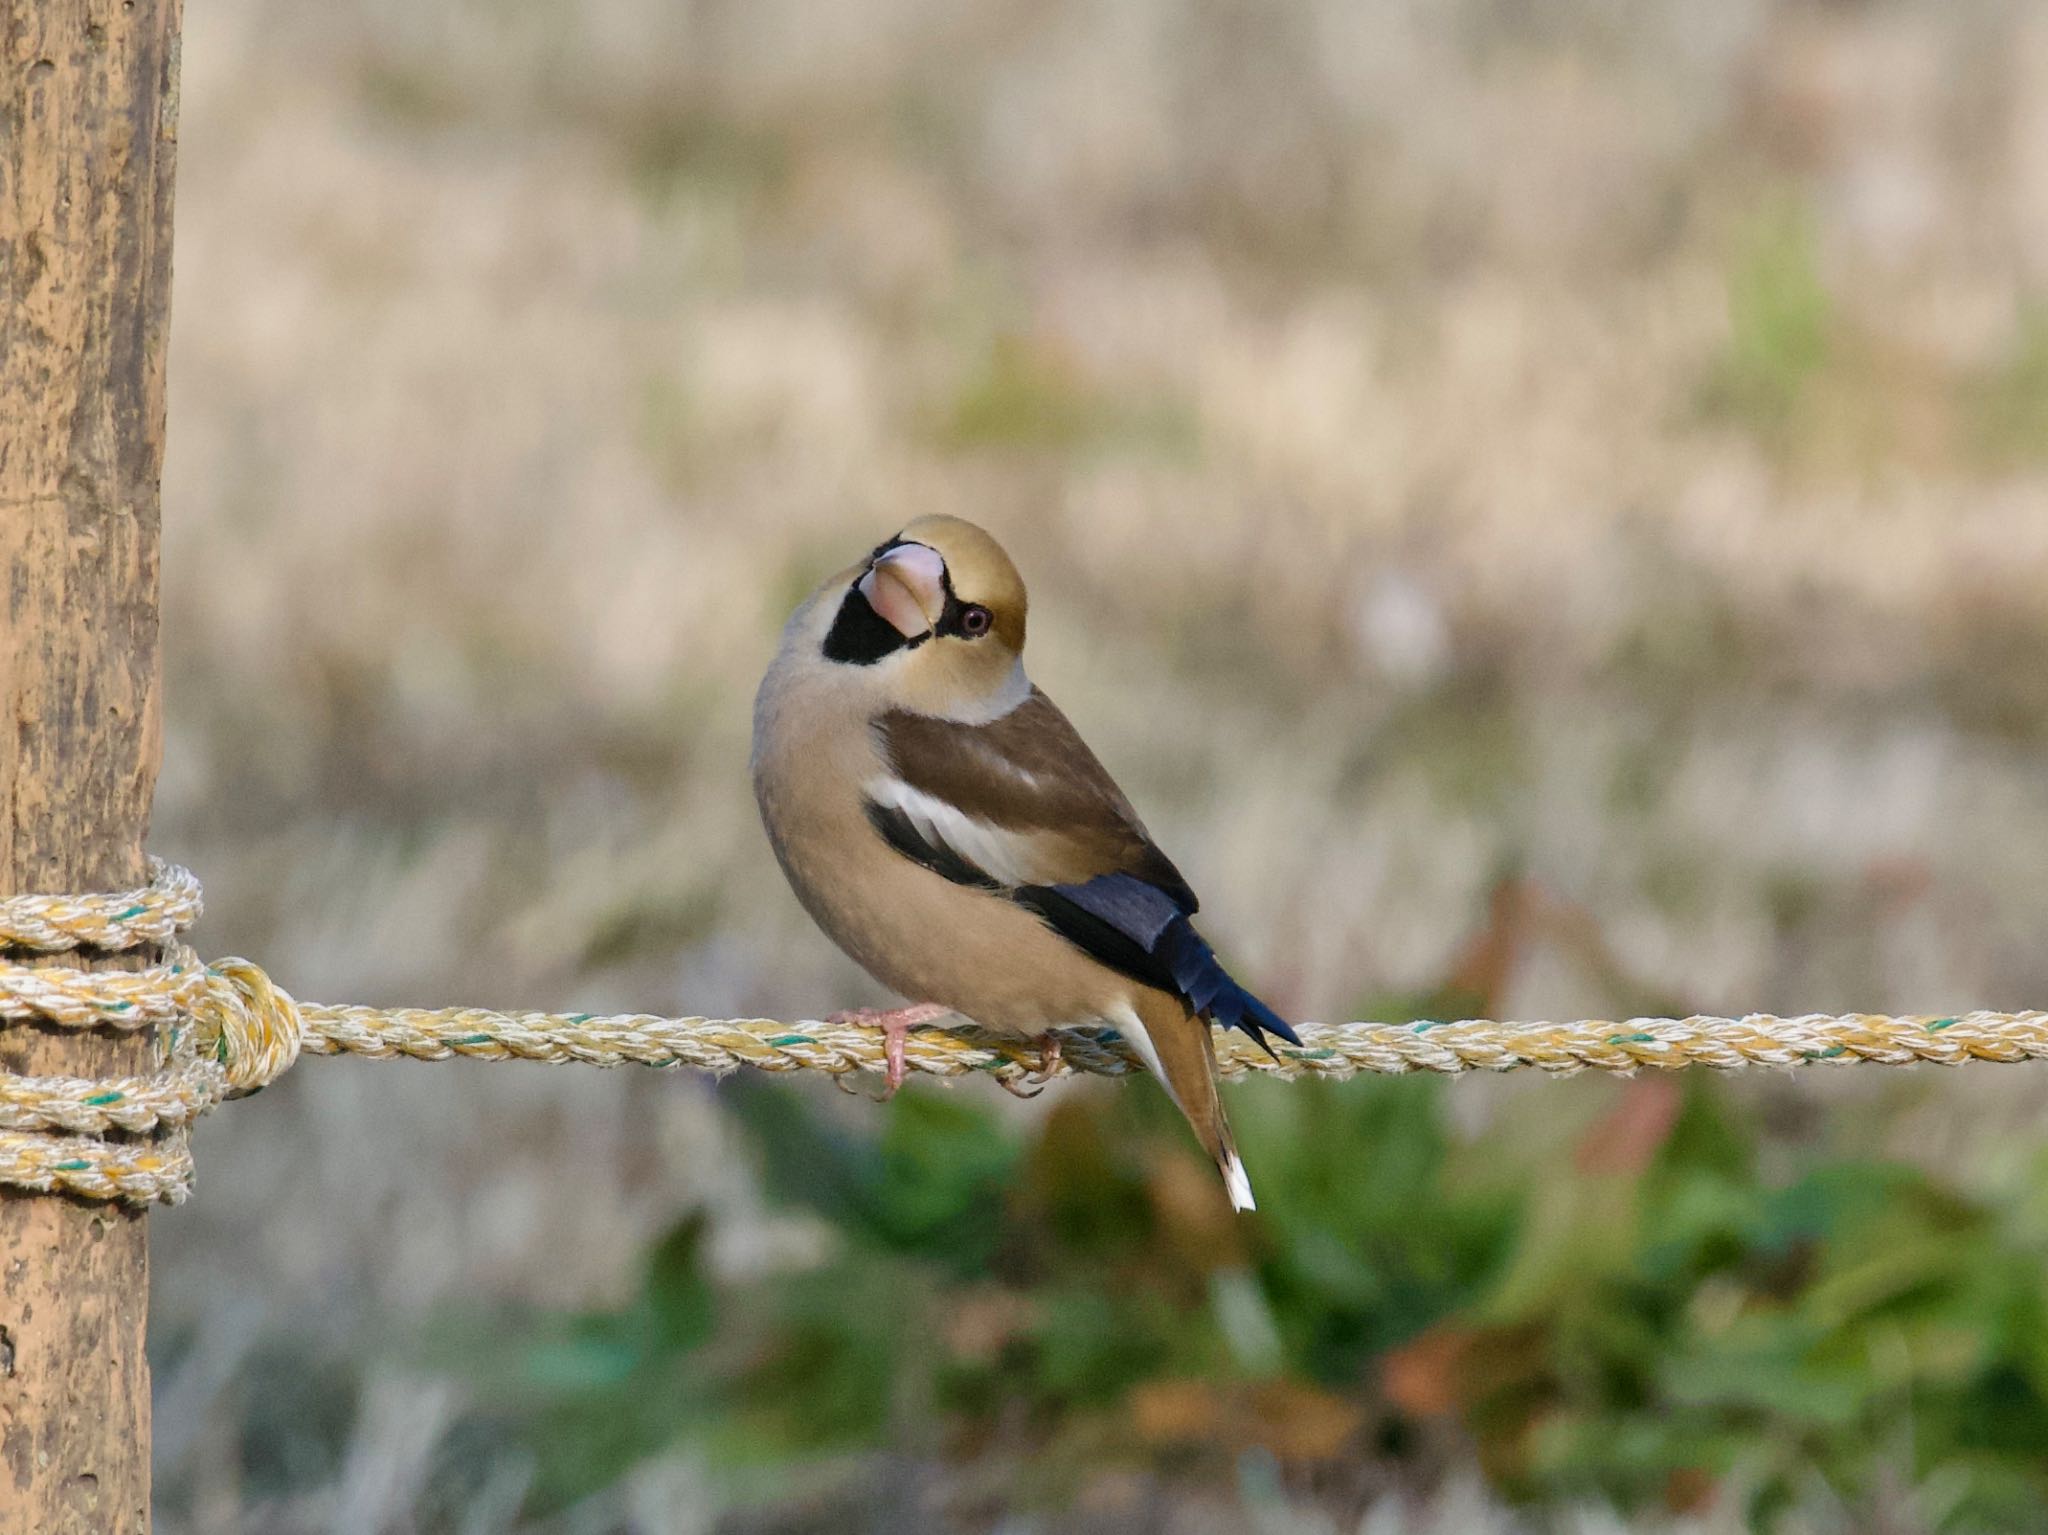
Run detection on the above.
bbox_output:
[896,515,1028,654]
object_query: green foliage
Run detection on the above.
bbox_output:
[1238,1074,1517,1379]
[433,960,2048,1530]
[936,333,1198,456]
[734,1076,1021,1274]
[1705,202,1832,438]
[423,1214,722,1511]
[1973,304,2048,465]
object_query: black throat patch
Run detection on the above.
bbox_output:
[822,585,924,666]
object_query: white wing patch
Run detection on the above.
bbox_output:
[864,776,1042,888]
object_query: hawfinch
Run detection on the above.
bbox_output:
[752,517,1297,1211]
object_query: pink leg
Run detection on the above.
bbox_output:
[824,1003,955,1097]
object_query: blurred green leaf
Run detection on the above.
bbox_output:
[644,1211,716,1352]
[1705,198,1831,437]
[935,332,1198,456]
[726,1078,1019,1274]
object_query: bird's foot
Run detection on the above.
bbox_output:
[824,1003,955,1098]
[999,1030,1064,1099]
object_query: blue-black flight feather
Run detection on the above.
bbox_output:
[1014,873,1300,1056]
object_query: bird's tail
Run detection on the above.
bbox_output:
[1155,919,1300,1058]
[1121,987,1255,1212]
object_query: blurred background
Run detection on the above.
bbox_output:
[149,0,2048,1530]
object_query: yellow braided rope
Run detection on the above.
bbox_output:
[3,863,2045,1205]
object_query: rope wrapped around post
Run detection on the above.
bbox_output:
[5,862,2047,1205]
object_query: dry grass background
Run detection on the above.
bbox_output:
[147,0,2048,1529]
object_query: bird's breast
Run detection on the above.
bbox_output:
[751,686,1129,1034]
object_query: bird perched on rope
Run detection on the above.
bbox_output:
[752,516,1297,1211]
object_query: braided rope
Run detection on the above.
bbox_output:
[3,862,2045,1205]
[288,1004,2048,1077]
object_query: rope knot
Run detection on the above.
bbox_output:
[195,958,303,1095]
[0,860,247,1203]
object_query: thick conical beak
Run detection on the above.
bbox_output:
[857,542,946,639]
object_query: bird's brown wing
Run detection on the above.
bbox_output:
[870,684,1298,1114]
[869,688,1197,909]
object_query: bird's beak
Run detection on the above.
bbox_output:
[858,543,946,639]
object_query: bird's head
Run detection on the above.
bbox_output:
[815,516,1029,720]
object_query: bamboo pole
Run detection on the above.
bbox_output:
[0,0,181,1526]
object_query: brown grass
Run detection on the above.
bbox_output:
[151,0,2048,1529]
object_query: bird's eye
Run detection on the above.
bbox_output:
[959,604,993,638]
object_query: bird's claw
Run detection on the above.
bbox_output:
[998,1031,1063,1099]
[822,1003,954,1100]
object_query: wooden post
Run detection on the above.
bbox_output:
[0,0,181,1527]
